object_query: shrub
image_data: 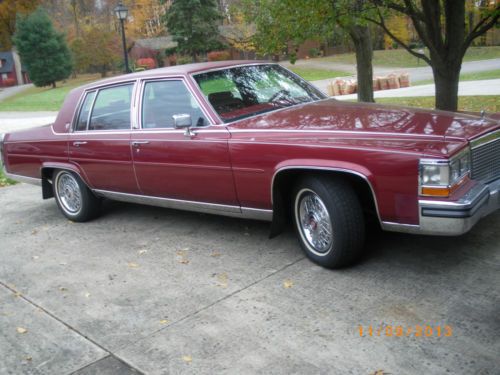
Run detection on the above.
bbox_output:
[207,50,231,61]
[136,58,156,70]
[309,48,320,57]
[176,55,193,65]
[2,78,16,87]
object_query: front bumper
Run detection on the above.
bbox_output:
[383,178,500,236]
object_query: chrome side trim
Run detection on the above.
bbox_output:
[93,189,273,221]
[380,221,421,234]
[241,207,273,221]
[4,172,41,186]
[271,166,381,223]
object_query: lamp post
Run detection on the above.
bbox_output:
[114,2,130,73]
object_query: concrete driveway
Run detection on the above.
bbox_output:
[1,183,499,374]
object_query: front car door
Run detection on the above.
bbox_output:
[69,82,139,194]
[131,78,238,207]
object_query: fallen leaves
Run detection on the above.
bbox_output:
[159,319,169,325]
[59,287,68,292]
[210,251,221,258]
[182,355,192,363]
[176,249,190,264]
[16,327,28,334]
[128,262,140,269]
[138,249,148,255]
[31,229,38,235]
[283,279,294,289]
[370,370,390,375]
[215,273,228,288]
[84,292,91,298]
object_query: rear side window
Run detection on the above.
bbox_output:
[75,91,96,131]
[88,84,134,131]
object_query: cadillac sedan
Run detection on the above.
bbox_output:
[1,61,499,268]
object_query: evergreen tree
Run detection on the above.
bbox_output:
[165,0,222,62]
[13,7,72,88]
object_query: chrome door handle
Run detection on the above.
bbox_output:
[132,141,150,147]
[73,141,88,147]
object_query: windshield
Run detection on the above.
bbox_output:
[193,64,325,123]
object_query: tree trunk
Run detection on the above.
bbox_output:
[51,81,56,88]
[348,25,374,103]
[432,62,461,112]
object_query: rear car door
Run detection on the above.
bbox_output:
[69,82,139,194]
[131,78,238,206]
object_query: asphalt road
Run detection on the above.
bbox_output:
[1,183,499,374]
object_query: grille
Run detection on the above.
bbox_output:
[471,132,500,183]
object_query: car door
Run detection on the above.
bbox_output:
[131,78,238,207]
[69,82,140,194]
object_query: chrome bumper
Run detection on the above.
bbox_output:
[383,178,500,236]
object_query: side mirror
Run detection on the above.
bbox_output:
[173,114,195,137]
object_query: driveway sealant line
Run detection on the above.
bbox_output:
[116,255,307,353]
[0,280,112,356]
[0,279,147,375]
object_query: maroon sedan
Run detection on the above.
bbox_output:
[1,61,499,268]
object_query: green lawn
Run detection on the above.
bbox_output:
[375,95,500,113]
[319,46,500,68]
[0,74,105,111]
[288,67,349,81]
[0,165,17,187]
[415,69,500,86]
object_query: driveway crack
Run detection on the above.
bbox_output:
[117,255,306,352]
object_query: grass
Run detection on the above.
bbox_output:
[288,67,350,81]
[319,46,500,68]
[0,74,105,111]
[375,95,500,112]
[0,164,17,187]
[415,69,500,86]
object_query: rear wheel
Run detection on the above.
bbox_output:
[292,176,365,268]
[52,170,101,222]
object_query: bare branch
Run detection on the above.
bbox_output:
[365,9,432,65]
[463,10,500,52]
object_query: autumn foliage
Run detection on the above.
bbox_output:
[207,51,231,61]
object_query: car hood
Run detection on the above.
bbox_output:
[228,99,499,142]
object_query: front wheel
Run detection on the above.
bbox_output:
[292,176,365,268]
[52,170,101,222]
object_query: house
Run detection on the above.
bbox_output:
[0,50,30,87]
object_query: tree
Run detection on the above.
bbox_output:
[126,0,166,38]
[0,0,40,51]
[70,26,122,77]
[165,0,222,61]
[13,7,72,87]
[222,4,256,57]
[244,0,376,103]
[369,0,500,111]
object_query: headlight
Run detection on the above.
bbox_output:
[419,148,470,197]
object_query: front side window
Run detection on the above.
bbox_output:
[194,64,325,122]
[88,84,134,131]
[141,80,208,129]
